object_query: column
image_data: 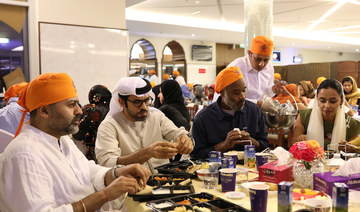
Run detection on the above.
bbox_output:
[244,0,273,53]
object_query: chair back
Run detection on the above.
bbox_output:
[187,104,199,121]
[0,129,14,153]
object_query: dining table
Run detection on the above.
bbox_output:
[125,164,360,212]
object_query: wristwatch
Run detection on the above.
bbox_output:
[111,164,124,178]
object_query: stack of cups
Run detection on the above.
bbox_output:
[219,168,238,192]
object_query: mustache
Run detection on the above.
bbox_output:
[71,115,81,122]
[139,109,148,113]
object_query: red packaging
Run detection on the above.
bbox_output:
[258,160,295,184]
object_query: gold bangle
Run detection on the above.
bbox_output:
[80,199,87,212]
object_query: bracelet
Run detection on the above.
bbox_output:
[80,199,87,212]
[103,189,109,202]
[111,165,124,179]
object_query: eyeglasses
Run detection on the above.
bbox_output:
[127,96,153,107]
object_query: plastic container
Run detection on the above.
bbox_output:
[327,153,345,172]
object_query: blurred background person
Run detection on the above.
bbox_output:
[274,73,281,84]
[342,76,360,107]
[152,84,161,108]
[207,84,215,103]
[72,85,112,161]
[193,84,207,105]
[0,82,29,135]
[158,80,190,131]
[147,69,159,85]
[298,80,315,107]
[274,83,306,110]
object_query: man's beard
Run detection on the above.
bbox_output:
[129,109,148,121]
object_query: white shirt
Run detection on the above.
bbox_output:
[227,55,274,104]
[0,124,109,212]
[95,108,189,174]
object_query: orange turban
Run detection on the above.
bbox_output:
[274,73,281,80]
[149,69,156,74]
[187,83,193,89]
[4,82,28,105]
[215,66,244,93]
[14,73,78,136]
[250,35,274,57]
[150,81,156,88]
[163,74,169,80]
[172,70,180,77]
[317,77,326,86]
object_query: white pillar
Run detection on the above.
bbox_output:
[244,0,273,53]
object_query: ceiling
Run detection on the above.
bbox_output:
[126,0,360,53]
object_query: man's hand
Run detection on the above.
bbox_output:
[272,81,287,95]
[215,129,252,152]
[260,97,278,114]
[116,164,150,188]
[296,134,308,142]
[175,134,193,154]
[104,175,140,200]
[148,141,178,159]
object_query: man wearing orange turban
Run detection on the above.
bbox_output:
[191,67,269,159]
[0,82,30,135]
[0,73,150,211]
[146,69,159,85]
[227,35,283,113]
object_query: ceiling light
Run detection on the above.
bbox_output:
[328,46,330,49]
[192,11,200,15]
[0,38,9,43]
[12,46,23,51]
[292,43,295,46]
[287,25,297,28]
[356,49,359,52]
[321,25,360,32]
[88,44,95,48]
[306,0,346,32]
[195,1,200,4]
[331,31,360,34]
[191,34,195,37]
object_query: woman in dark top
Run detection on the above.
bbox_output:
[72,85,112,162]
[158,80,191,131]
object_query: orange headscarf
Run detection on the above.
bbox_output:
[149,69,156,74]
[163,74,170,80]
[15,73,78,136]
[215,66,244,93]
[172,70,180,77]
[3,82,28,105]
[317,77,326,86]
[274,73,281,80]
[250,36,274,57]
[274,84,301,104]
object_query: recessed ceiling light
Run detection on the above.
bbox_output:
[195,1,200,4]
[191,34,195,37]
[328,46,330,49]
[287,25,297,28]
[356,49,359,52]
[292,43,295,46]
[0,38,10,44]
[192,11,200,15]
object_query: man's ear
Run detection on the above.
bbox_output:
[37,106,50,118]
[118,98,126,108]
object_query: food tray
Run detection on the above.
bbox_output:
[154,159,208,178]
[146,192,250,212]
[147,174,191,187]
[129,185,195,202]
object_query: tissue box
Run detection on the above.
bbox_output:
[258,160,294,184]
[347,173,360,191]
[313,172,347,197]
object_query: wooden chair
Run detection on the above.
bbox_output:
[267,127,287,149]
[187,104,199,121]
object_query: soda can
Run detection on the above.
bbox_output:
[209,151,221,163]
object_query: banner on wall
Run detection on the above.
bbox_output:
[199,68,206,73]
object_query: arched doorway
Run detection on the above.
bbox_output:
[129,39,157,80]
[161,40,187,82]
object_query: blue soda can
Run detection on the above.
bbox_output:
[209,151,221,163]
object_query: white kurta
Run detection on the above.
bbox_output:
[95,108,188,174]
[0,124,110,212]
[227,55,274,104]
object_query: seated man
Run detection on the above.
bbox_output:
[191,67,269,159]
[95,77,193,174]
[0,73,150,212]
[0,82,30,135]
